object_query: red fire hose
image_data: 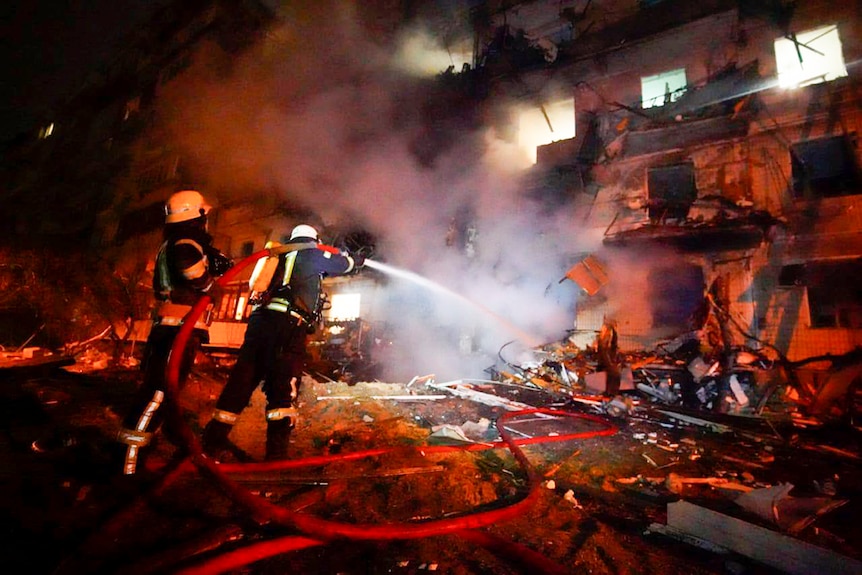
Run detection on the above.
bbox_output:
[163,247,617,573]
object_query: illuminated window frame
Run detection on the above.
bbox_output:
[517,98,576,164]
[234,295,248,321]
[641,68,687,109]
[329,293,361,321]
[38,123,55,139]
[775,25,847,88]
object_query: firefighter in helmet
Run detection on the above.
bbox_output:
[202,224,363,461]
[116,190,233,475]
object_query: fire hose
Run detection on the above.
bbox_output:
[161,246,618,573]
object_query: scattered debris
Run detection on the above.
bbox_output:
[317,394,448,401]
[427,379,535,411]
[655,410,733,434]
[651,500,862,575]
[427,425,476,445]
[735,483,849,535]
[665,472,751,495]
[0,348,75,375]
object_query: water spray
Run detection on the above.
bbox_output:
[361,258,543,349]
[270,244,541,349]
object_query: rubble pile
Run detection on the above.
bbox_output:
[488,328,861,433]
[0,329,859,573]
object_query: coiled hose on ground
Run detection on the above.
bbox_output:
[158,249,618,573]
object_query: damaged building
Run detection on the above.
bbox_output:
[2,1,862,574]
[1,0,860,411]
[462,0,862,419]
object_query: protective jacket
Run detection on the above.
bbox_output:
[202,237,357,461]
[117,219,231,475]
[153,224,232,329]
[155,225,231,301]
[261,242,357,328]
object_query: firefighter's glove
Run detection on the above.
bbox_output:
[351,253,365,269]
[207,248,235,277]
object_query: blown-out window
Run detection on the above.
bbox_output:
[775,25,847,88]
[518,98,575,164]
[648,163,697,222]
[649,263,704,330]
[791,135,860,199]
[780,260,862,328]
[805,260,862,328]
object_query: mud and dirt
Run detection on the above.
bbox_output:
[1,345,860,574]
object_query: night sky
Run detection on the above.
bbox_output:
[0,1,160,143]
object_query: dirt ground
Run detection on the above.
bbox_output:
[1,348,860,575]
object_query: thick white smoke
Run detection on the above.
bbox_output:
[157,2,600,381]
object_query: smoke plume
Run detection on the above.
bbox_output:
[158,1,599,381]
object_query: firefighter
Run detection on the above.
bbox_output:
[116,190,233,475]
[202,224,363,461]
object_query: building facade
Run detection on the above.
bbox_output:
[470,0,861,365]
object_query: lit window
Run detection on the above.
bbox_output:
[393,29,472,77]
[641,68,687,108]
[518,98,575,164]
[775,25,847,88]
[234,296,247,321]
[38,123,55,139]
[329,293,361,321]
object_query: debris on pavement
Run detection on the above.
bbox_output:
[2,323,860,575]
[735,483,850,535]
[649,500,862,575]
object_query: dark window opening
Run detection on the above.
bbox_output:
[778,264,805,286]
[802,260,862,328]
[648,163,697,223]
[240,241,255,258]
[791,135,860,199]
[115,202,164,244]
[649,263,704,330]
[136,156,180,197]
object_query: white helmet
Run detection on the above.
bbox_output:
[290,224,319,241]
[165,190,210,224]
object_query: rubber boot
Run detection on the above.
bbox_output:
[201,420,233,459]
[265,419,293,461]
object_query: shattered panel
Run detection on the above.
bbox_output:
[565,254,610,296]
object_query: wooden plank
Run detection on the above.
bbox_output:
[227,465,445,484]
[0,354,75,376]
[428,380,534,411]
[316,395,448,401]
[666,500,862,575]
[647,523,730,554]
